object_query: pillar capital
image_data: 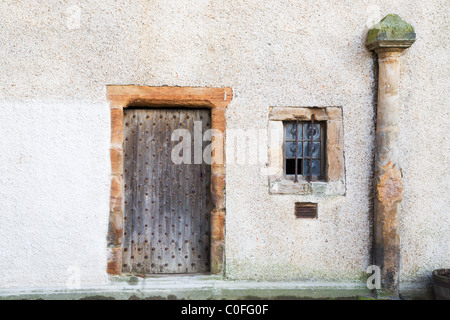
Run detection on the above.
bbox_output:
[366,14,416,52]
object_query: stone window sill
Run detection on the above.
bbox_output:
[269,179,346,196]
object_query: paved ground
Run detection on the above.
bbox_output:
[0,275,375,300]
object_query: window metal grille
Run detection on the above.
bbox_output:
[284,116,325,181]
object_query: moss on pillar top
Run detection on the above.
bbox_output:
[366,14,416,51]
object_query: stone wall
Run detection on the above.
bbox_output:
[0,1,448,290]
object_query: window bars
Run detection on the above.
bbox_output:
[285,114,323,182]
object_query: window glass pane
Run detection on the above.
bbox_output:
[283,121,324,179]
[285,142,302,158]
[303,123,320,141]
[303,142,321,159]
[285,159,302,175]
[285,123,302,140]
[303,159,321,176]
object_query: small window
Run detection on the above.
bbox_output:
[268,107,345,195]
[284,119,325,181]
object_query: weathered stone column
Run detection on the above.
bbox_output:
[366,14,415,297]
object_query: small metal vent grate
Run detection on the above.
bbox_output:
[295,203,318,219]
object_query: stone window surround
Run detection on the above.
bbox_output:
[106,86,232,276]
[268,106,346,196]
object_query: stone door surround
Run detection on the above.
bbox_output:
[106,86,232,275]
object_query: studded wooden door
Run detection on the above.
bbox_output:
[122,108,212,274]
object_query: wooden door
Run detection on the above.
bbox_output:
[122,108,212,274]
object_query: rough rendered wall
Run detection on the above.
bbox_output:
[397,4,450,287]
[0,100,110,288]
[0,1,448,289]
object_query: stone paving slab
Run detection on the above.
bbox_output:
[0,275,373,300]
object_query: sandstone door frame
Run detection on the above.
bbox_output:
[106,86,232,276]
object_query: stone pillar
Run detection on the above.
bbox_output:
[366,14,416,298]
